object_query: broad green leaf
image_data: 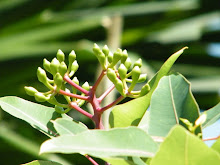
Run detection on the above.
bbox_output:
[151,125,220,165]
[0,96,70,137]
[52,118,88,136]
[40,127,158,158]
[147,73,200,137]
[109,47,188,128]
[22,160,62,165]
[212,138,220,154]
[202,103,220,128]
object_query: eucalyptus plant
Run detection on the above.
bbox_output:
[0,44,220,165]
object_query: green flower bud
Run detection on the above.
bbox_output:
[50,58,60,75]
[55,105,64,114]
[68,50,76,71]
[195,113,207,126]
[56,49,65,63]
[69,60,79,77]
[140,83,150,96]
[134,58,142,68]
[107,68,117,84]
[93,44,106,69]
[34,92,48,102]
[137,74,147,83]
[107,52,113,63]
[72,77,79,95]
[37,67,48,84]
[54,73,63,91]
[118,64,127,80]
[102,45,109,56]
[128,66,141,91]
[115,79,125,96]
[43,58,51,73]
[24,86,38,96]
[108,48,122,68]
[72,77,79,85]
[82,81,90,91]
[131,66,141,83]
[121,50,128,64]
[93,43,101,54]
[59,61,67,76]
[124,57,131,69]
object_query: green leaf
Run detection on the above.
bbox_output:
[109,47,187,128]
[147,73,200,137]
[40,127,158,158]
[52,118,88,136]
[22,160,62,165]
[202,103,220,128]
[150,125,220,165]
[212,139,220,154]
[0,96,70,137]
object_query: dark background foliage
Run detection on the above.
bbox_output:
[0,0,220,164]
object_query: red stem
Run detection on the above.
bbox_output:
[97,84,115,103]
[85,155,99,165]
[91,70,105,92]
[59,89,89,100]
[69,102,93,119]
[64,74,89,95]
[100,95,125,112]
[203,135,220,141]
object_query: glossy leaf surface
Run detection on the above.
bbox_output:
[151,125,220,165]
[40,127,158,158]
[147,73,200,137]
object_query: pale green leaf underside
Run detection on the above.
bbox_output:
[52,118,88,136]
[0,96,70,137]
[151,125,220,165]
[40,127,158,158]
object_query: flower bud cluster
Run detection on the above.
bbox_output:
[25,49,89,113]
[93,44,150,97]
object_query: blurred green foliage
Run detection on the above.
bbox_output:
[0,0,220,164]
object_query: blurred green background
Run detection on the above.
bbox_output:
[0,0,220,164]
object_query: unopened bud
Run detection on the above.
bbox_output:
[34,92,48,102]
[37,67,48,84]
[43,58,51,73]
[56,49,65,63]
[107,68,117,84]
[82,81,90,91]
[131,66,141,83]
[68,50,76,72]
[118,64,127,80]
[140,84,150,96]
[102,45,109,56]
[69,60,79,77]
[107,52,113,63]
[124,57,131,69]
[134,58,142,68]
[121,50,128,64]
[50,58,60,75]
[137,74,147,83]
[108,48,123,68]
[24,86,38,96]
[54,73,63,91]
[195,113,207,126]
[55,105,64,114]
[115,79,125,96]
[59,61,67,76]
